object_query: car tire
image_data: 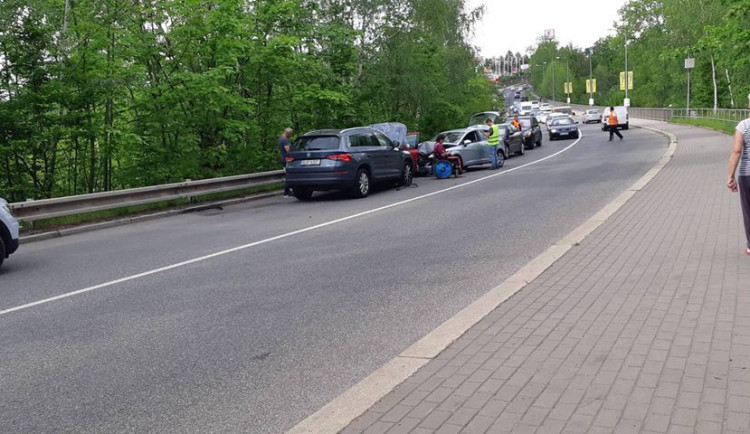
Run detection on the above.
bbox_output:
[0,237,5,269]
[399,161,413,186]
[536,136,542,146]
[496,148,505,168]
[293,188,313,201]
[352,168,371,198]
[573,131,580,139]
[623,123,629,130]
[549,135,554,141]
[518,142,525,156]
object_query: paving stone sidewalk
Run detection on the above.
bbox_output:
[342,120,750,434]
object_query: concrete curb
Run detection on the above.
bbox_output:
[286,121,679,434]
[19,191,281,245]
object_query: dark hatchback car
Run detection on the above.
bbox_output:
[497,122,526,157]
[285,127,413,200]
[517,116,543,149]
[548,117,580,140]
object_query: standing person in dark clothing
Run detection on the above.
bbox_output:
[607,107,623,141]
[727,93,750,256]
[279,127,294,198]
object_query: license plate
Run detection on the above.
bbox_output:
[559,132,569,136]
[301,159,321,166]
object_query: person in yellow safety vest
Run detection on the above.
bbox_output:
[608,106,623,141]
[484,118,501,169]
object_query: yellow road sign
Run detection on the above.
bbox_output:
[586,79,597,93]
[619,71,633,90]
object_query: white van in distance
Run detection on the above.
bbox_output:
[601,106,629,130]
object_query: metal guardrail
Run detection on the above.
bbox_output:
[564,103,748,127]
[9,170,285,222]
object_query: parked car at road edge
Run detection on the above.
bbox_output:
[0,198,20,270]
[285,126,413,200]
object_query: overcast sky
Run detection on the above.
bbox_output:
[466,0,628,58]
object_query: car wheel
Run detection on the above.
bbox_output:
[352,168,371,198]
[549,135,554,141]
[400,161,413,186]
[536,136,542,146]
[518,142,525,155]
[496,148,505,168]
[293,188,313,201]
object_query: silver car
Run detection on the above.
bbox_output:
[583,109,602,123]
[419,127,508,169]
[0,198,20,269]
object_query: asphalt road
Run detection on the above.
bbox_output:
[0,122,666,433]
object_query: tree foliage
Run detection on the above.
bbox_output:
[525,0,750,111]
[0,0,494,201]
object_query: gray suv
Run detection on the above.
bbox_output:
[285,127,413,200]
[0,198,20,270]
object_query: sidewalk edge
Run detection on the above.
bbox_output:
[286,123,678,434]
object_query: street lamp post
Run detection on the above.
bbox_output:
[624,38,630,107]
[554,56,560,102]
[587,49,594,106]
[565,57,570,104]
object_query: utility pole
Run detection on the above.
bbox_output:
[587,48,594,106]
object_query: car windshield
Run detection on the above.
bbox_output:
[432,131,465,143]
[587,110,599,115]
[551,118,574,126]
[292,135,340,151]
[519,119,532,127]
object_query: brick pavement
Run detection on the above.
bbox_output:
[341,120,750,434]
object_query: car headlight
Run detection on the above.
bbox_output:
[550,129,557,133]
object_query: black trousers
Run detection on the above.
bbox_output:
[609,126,623,140]
[740,176,750,248]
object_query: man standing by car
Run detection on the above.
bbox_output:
[608,107,623,141]
[485,118,501,169]
[279,127,294,198]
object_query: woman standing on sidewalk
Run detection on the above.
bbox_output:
[727,93,750,256]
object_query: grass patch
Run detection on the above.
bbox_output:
[669,117,735,135]
[23,182,283,233]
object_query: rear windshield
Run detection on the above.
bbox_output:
[469,113,499,126]
[292,135,340,151]
[552,107,572,114]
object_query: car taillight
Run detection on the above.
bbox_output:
[326,154,352,163]
[284,156,295,163]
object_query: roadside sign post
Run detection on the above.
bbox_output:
[619,71,633,107]
[685,57,695,114]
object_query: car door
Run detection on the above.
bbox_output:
[459,131,484,165]
[506,125,523,153]
[373,130,403,179]
[531,118,541,142]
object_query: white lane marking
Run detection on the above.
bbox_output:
[1,133,583,317]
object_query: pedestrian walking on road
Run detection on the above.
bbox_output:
[727,93,750,256]
[279,127,294,198]
[484,118,501,169]
[608,106,623,141]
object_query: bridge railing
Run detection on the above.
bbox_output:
[9,170,285,222]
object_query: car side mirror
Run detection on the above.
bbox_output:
[462,140,471,145]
